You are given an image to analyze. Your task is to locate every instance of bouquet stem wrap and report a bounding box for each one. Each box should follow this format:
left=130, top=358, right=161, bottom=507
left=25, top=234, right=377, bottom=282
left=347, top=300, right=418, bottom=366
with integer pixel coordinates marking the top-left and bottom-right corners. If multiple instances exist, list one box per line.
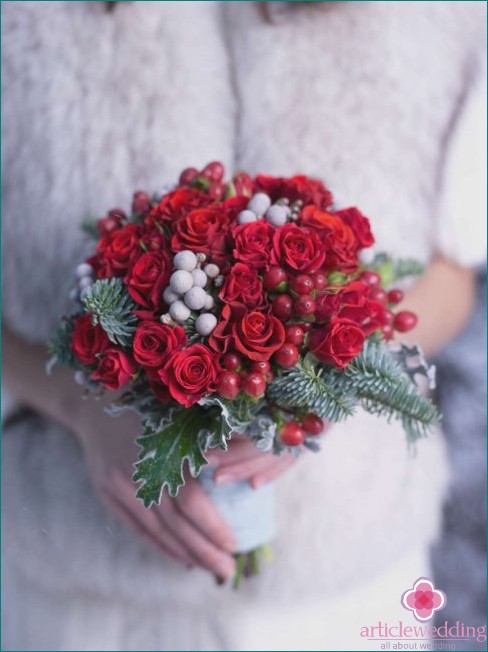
left=198, top=467, right=276, bottom=554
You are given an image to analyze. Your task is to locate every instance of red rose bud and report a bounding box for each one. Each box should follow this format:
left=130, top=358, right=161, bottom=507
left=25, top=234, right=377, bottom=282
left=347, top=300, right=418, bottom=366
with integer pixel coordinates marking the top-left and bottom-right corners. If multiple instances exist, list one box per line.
left=393, top=310, right=418, bottom=333
left=263, top=266, right=288, bottom=293
left=285, top=324, right=305, bottom=346
left=279, top=422, right=305, bottom=447
left=132, top=191, right=151, bottom=215
left=202, top=161, right=225, bottom=183
left=97, top=209, right=126, bottom=237
left=273, top=343, right=299, bottom=369
left=302, top=413, right=324, bottom=435
left=309, top=318, right=365, bottom=369
left=179, top=167, right=199, bottom=186
left=243, top=372, right=266, bottom=398
left=230, top=172, right=254, bottom=198
left=216, top=371, right=241, bottom=399
left=91, top=349, right=137, bottom=390
left=387, top=288, right=404, bottom=305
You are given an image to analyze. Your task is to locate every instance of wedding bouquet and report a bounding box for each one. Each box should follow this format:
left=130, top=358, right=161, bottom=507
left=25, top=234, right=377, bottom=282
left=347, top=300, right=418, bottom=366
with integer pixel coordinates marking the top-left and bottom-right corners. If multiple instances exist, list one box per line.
left=49, top=161, right=439, bottom=585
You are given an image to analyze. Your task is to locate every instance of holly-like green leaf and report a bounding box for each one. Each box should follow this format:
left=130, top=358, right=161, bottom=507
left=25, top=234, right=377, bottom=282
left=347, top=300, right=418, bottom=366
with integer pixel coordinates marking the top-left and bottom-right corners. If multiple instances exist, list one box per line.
left=133, top=404, right=227, bottom=505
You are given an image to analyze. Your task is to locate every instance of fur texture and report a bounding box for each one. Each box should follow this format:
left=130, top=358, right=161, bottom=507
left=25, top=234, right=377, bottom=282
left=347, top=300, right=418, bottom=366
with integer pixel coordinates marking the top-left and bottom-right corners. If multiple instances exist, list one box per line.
left=1, top=2, right=485, bottom=649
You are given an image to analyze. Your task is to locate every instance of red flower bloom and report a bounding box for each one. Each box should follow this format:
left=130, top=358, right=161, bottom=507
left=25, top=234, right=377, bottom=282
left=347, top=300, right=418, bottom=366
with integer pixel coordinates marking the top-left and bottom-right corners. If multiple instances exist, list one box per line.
left=300, top=206, right=359, bottom=271
left=147, top=188, right=211, bottom=223
left=255, top=174, right=333, bottom=209
left=125, top=251, right=172, bottom=311
left=146, top=369, right=171, bottom=403
left=93, top=223, right=143, bottom=278
left=232, top=220, right=276, bottom=270
left=271, top=223, right=326, bottom=275
left=335, top=207, right=375, bottom=249
left=309, top=317, right=365, bottom=368
left=171, top=208, right=230, bottom=266
left=315, top=291, right=343, bottom=322
left=159, top=344, right=220, bottom=407
left=91, top=348, right=137, bottom=390
left=133, top=322, right=187, bottom=368
left=71, top=313, right=110, bottom=366
left=219, top=262, right=266, bottom=309
left=97, top=208, right=126, bottom=237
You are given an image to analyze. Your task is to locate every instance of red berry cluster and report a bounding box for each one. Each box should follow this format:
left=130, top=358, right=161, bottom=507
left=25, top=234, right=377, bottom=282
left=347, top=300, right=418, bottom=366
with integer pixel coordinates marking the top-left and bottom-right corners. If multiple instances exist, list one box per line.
left=279, top=413, right=324, bottom=447
left=179, top=161, right=225, bottom=200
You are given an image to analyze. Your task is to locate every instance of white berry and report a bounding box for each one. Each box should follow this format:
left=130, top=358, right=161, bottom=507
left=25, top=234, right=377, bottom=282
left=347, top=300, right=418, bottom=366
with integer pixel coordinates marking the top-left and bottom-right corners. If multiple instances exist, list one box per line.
left=78, top=276, right=94, bottom=289
left=247, top=192, right=271, bottom=216
left=74, top=370, right=88, bottom=385
left=173, top=250, right=197, bottom=272
left=204, top=263, right=220, bottom=279
left=163, top=286, right=180, bottom=305
left=169, top=300, right=191, bottom=322
left=265, top=204, right=288, bottom=227
left=204, top=294, right=215, bottom=310
left=191, top=268, right=207, bottom=288
left=196, top=253, right=207, bottom=264
left=170, top=270, right=193, bottom=294
left=195, top=313, right=217, bottom=336
left=238, top=210, right=257, bottom=225
left=214, top=275, right=224, bottom=287
left=76, top=262, right=93, bottom=279
left=184, top=286, right=207, bottom=311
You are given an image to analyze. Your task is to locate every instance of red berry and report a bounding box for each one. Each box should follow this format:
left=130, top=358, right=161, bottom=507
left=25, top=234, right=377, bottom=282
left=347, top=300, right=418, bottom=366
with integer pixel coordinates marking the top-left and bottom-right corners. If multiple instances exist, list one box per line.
left=290, top=274, right=314, bottom=295
left=294, top=295, right=316, bottom=317
left=242, top=372, right=267, bottom=398
left=131, top=191, right=151, bottom=214
left=272, top=294, right=293, bottom=320
left=263, top=267, right=288, bottom=292
left=202, top=161, right=225, bottom=182
left=369, top=287, right=388, bottom=304
left=382, top=324, right=394, bottom=341
left=216, top=371, right=241, bottom=399
left=179, top=167, right=198, bottom=185
left=384, top=310, right=395, bottom=326
left=393, top=310, right=418, bottom=333
left=250, top=360, right=271, bottom=375
left=208, top=183, right=224, bottom=199
left=223, top=353, right=241, bottom=371
left=274, top=343, right=299, bottom=368
left=387, top=289, right=404, bottom=305
left=302, top=413, right=324, bottom=435
left=285, top=324, right=305, bottom=346
left=311, top=271, right=327, bottom=291
left=360, top=271, right=381, bottom=287
left=279, top=422, right=305, bottom=447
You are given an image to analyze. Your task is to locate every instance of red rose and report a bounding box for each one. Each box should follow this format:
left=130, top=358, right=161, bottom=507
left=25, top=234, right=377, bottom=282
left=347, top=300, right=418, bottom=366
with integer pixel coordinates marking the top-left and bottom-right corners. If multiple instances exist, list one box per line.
left=94, top=223, right=143, bottom=278
left=125, top=251, right=172, bottom=310
left=91, top=348, right=137, bottom=390
left=209, top=304, right=285, bottom=361
left=232, top=220, right=276, bottom=270
left=300, top=206, right=358, bottom=272
left=97, top=209, right=126, bottom=237
left=133, top=322, right=187, bottom=368
left=147, top=188, right=211, bottom=223
left=139, top=223, right=169, bottom=253
left=336, top=207, right=375, bottom=249
left=315, top=291, right=342, bottom=322
left=159, top=344, right=220, bottom=407
left=309, top=317, right=365, bottom=368
left=255, top=174, right=333, bottom=209
left=219, top=263, right=266, bottom=309
left=71, top=313, right=110, bottom=366
left=171, top=208, right=230, bottom=266
left=271, top=223, right=326, bottom=275
left=146, top=369, right=171, bottom=403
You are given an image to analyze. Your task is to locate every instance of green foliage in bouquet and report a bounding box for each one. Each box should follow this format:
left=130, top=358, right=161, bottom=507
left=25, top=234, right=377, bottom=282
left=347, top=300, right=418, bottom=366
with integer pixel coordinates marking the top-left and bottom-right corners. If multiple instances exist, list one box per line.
left=47, top=316, right=80, bottom=370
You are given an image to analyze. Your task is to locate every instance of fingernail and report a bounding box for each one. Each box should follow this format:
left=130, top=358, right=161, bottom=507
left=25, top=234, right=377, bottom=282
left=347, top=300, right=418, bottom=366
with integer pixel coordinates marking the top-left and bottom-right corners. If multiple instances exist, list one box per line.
left=214, top=473, right=235, bottom=485
left=250, top=477, right=264, bottom=490
left=223, top=538, right=236, bottom=553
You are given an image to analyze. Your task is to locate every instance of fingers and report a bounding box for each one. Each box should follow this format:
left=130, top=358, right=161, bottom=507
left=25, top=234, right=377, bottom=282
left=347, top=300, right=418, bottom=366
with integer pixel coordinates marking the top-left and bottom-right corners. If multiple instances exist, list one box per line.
left=157, top=493, right=236, bottom=579
left=205, top=436, right=258, bottom=466
left=248, top=455, right=296, bottom=489
left=213, top=451, right=296, bottom=487
left=174, top=480, right=236, bottom=552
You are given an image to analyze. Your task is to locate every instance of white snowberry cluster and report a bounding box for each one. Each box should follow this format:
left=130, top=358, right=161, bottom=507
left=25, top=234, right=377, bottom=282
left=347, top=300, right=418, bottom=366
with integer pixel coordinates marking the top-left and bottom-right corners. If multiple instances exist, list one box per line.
left=71, top=262, right=94, bottom=302
left=161, top=250, right=219, bottom=336
left=237, top=192, right=292, bottom=227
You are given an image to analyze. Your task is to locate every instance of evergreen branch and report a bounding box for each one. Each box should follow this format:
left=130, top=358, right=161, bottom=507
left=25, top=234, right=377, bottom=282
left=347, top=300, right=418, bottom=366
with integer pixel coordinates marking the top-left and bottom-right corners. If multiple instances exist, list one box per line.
left=47, top=316, right=80, bottom=370
left=369, top=253, right=425, bottom=286
left=82, top=278, right=138, bottom=347
left=81, top=217, right=100, bottom=239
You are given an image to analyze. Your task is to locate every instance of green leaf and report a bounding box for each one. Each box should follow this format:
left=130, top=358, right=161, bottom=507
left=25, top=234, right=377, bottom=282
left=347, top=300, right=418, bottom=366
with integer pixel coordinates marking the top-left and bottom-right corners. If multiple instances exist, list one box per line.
left=82, top=278, right=138, bottom=347
left=81, top=217, right=100, bottom=239
left=133, top=404, right=229, bottom=505
left=47, top=316, right=80, bottom=370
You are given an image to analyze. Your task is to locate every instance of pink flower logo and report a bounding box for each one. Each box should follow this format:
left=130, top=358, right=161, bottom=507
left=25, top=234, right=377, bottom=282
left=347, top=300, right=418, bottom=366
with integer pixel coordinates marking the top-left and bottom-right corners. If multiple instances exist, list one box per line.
left=401, top=577, right=447, bottom=622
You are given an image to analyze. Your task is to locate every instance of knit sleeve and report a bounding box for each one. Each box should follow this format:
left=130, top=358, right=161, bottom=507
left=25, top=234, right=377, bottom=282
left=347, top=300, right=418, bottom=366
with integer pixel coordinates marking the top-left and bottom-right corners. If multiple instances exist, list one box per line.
left=435, top=68, right=487, bottom=268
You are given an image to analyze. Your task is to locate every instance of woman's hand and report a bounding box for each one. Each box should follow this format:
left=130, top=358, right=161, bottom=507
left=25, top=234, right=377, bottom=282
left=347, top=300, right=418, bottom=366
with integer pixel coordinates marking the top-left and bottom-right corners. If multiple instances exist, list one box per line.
left=77, top=405, right=237, bottom=579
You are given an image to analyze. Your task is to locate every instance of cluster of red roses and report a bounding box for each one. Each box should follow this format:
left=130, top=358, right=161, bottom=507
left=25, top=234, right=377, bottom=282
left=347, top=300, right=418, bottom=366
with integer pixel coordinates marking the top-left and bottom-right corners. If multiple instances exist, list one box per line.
left=71, top=163, right=417, bottom=414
